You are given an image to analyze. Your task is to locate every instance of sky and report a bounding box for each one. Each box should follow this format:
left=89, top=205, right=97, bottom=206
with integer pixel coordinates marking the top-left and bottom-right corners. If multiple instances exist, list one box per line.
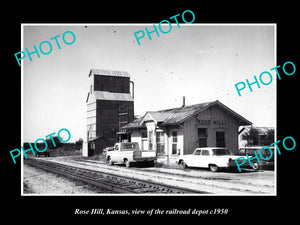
left=23, top=24, right=275, bottom=142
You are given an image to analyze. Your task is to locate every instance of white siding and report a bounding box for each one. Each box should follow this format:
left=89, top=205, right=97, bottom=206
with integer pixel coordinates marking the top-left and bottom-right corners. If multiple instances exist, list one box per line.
left=87, top=117, right=96, bottom=124
left=87, top=109, right=96, bottom=118
left=87, top=102, right=96, bottom=111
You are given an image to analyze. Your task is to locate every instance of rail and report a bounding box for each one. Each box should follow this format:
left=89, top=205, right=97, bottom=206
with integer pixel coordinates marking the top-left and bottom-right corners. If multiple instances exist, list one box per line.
left=24, top=158, right=208, bottom=194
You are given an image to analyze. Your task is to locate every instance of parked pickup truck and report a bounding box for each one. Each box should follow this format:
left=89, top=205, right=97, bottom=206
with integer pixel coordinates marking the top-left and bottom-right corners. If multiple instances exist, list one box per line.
left=106, top=142, right=157, bottom=168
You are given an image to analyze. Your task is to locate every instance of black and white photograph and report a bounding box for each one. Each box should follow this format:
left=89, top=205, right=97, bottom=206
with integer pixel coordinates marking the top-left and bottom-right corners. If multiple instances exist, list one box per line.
left=21, top=24, right=276, bottom=195
left=4, top=4, right=298, bottom=221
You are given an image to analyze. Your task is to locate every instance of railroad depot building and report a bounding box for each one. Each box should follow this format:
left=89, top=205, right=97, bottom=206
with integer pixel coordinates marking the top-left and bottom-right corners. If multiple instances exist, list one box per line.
left=122, top=100, right=252, bottom=156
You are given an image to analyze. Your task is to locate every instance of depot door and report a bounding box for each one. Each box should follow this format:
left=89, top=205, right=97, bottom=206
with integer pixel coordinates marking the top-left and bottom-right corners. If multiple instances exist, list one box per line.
left=141, top=131, right=148, bottom=151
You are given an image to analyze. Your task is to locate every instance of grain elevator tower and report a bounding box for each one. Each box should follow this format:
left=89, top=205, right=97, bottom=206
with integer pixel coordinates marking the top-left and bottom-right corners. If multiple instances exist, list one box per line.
left=83, top=69, right=134, bottom=156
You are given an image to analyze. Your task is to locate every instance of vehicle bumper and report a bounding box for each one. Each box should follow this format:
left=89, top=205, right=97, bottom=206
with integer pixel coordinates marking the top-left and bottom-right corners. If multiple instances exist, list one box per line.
left=133, top=157, right=157, bottom=162
left=227, top=160, right=252, bottom=169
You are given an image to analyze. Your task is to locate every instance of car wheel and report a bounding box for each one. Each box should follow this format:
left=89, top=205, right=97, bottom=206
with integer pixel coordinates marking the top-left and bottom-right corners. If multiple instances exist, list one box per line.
left=125, top=159, right=131, bottom=168
left=179, top=160, right=187, bottom=169
left=107, top=157, right=114, bottom=165
left=252, top=162, right=259, bottom=170
left=209, top=164, right=219, bottom=172
left=148, top=160, right=155, bottom=167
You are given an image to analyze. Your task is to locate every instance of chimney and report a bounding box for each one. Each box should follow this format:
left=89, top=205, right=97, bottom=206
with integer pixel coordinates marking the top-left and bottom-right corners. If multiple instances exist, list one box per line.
left=182, top=96, right=186, bottom=108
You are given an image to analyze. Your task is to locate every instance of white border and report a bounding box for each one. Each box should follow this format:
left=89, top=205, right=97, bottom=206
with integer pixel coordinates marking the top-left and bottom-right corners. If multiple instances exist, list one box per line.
left=21, top=23, right=277, bottom=197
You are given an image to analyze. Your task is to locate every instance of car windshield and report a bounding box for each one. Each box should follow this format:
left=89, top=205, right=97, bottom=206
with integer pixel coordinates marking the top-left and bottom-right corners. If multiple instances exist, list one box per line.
left=212, top=148, right=230, bottom=156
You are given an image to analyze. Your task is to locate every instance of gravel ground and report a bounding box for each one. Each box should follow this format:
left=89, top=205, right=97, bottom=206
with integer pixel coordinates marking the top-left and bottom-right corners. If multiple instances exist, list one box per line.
left=24, top=156, right=275, bottom=195
left=23, top=164, right=110, bottom=194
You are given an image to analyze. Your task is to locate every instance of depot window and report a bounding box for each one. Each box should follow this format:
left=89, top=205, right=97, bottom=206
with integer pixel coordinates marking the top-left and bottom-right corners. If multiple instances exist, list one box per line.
left=90, top=142, right=95, bottom=149
left=172, top=131, right=178, bottom=154
left=198, top=128, right=207, bottom=147
left=149, top=131, right=153, bottom=150
left=156, top=131, right=165, bottom=154
left=141, top=131, right=147, bottom=138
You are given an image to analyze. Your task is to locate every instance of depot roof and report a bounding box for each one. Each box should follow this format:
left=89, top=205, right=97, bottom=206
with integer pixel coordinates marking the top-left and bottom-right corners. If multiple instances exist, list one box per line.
left=122, top=100, right=252, bottom=129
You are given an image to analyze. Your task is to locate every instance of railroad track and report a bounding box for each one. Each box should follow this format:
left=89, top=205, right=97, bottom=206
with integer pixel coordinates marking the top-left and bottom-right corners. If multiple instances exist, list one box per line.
left=24, top=158, right=208, bottom=194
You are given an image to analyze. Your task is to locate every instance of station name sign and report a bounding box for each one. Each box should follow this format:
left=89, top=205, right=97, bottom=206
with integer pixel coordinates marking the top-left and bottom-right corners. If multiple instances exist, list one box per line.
left=197, top=119, right=225, bottom=126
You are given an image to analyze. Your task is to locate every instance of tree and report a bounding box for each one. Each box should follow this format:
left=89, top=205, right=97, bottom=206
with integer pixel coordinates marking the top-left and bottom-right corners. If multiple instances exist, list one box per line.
left=75, top=138, right=83, bottom=150
left=241, top=127, right=260, bottom=146
left=260, top=129, right=275, bottom=146
left=241, top=127, right=274, bottom=146
left=46, top=136, right=62, bottom=149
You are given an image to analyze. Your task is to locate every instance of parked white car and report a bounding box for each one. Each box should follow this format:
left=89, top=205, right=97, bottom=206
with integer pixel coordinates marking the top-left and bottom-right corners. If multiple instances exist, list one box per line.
left=176, top=147, right=250, bottom=172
